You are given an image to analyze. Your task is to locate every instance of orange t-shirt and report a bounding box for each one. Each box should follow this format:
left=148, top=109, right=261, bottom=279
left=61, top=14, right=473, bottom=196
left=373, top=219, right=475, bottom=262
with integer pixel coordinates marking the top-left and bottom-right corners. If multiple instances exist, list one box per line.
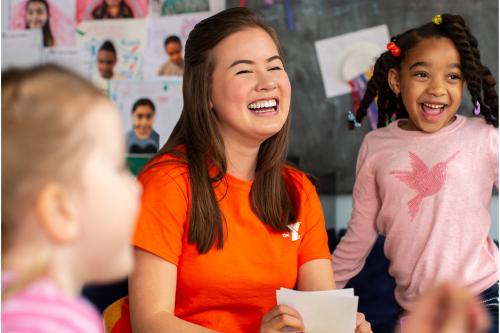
left=125, top=154, right=330, bottom=333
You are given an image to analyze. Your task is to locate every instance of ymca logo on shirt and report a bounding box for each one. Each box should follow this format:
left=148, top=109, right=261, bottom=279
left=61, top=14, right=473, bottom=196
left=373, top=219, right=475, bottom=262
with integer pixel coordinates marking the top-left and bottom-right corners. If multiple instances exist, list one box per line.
left=282, top=222, right=301, bottom=241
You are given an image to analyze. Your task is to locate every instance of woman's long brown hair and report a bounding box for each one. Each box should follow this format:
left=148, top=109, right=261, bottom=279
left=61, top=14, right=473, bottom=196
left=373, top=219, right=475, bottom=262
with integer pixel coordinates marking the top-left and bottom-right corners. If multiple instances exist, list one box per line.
left=149, top=7, right=300, bottom=254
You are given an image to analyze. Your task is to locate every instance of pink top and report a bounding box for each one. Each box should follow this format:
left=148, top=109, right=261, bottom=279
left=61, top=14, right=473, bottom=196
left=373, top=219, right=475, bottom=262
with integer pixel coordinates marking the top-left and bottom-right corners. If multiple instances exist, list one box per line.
left=2, top=272, right=103, bottom=333
left=332, top=115, right=499, bottom=310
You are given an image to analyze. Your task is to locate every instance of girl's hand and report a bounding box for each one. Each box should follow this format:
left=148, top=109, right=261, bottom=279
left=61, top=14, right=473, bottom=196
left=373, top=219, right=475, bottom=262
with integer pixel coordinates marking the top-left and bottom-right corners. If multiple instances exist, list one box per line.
left=355, top=312, right=373, bottom=333
left=404, top=283, right=490, bottom=333
left=260, top=304, right=304, bottom=333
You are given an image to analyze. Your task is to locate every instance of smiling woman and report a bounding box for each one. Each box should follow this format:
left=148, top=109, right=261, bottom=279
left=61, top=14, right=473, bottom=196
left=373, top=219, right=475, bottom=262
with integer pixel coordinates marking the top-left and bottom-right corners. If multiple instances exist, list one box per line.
left=209, top=27, right=291, bottom=158
left=107, top=6, right=374, bottom=333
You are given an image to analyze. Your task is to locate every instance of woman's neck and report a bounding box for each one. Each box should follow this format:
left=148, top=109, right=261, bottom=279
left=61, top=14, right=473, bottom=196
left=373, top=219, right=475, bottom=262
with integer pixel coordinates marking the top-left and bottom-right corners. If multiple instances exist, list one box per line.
left=224, top=141, right=259, bottom=181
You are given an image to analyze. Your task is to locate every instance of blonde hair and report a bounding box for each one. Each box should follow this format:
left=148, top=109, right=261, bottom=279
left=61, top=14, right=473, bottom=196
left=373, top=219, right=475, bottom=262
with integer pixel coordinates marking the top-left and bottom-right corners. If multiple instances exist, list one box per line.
left=2, top=64, right=107, bottom=252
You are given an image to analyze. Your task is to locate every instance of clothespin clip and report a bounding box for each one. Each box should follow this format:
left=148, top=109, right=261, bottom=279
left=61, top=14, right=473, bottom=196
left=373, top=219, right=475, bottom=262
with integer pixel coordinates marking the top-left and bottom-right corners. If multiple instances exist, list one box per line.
left=347, top=111, right=362, bottom=128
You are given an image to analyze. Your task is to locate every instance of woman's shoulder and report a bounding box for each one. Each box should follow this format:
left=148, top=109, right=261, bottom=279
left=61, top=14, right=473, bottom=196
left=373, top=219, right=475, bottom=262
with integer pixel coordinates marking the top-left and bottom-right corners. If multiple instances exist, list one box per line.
left=138, top=152, right=189, bottom=187
left=283, top=165, right=316, bottom=194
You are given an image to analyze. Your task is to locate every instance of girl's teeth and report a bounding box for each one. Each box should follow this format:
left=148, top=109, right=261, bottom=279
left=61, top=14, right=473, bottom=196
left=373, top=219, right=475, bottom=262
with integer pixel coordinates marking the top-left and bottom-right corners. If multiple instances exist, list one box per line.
left=422, top=103, right=444, bottom=115
left=423, top=103, right=444, bottom=109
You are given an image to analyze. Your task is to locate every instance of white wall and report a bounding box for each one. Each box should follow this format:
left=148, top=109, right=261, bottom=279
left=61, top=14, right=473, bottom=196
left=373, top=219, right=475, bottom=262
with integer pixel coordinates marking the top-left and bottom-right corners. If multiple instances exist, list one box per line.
left=319, top=195, right=499, bottom=240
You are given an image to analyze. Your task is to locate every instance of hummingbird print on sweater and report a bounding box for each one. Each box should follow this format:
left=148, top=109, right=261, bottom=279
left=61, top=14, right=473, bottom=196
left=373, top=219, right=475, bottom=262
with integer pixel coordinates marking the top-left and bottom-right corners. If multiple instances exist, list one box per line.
left=390, top=151, right=459, bottom=220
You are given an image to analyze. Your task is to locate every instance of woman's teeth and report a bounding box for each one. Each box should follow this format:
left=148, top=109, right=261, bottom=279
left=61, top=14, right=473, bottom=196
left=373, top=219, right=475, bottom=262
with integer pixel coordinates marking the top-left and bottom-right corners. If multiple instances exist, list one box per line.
left=248, top=99, right=277, bottom=113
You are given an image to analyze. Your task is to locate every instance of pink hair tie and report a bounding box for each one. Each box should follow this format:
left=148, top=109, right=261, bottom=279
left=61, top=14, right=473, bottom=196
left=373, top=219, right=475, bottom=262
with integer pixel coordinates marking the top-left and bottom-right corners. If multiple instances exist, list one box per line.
left=474, top=101, right=481, bottom=115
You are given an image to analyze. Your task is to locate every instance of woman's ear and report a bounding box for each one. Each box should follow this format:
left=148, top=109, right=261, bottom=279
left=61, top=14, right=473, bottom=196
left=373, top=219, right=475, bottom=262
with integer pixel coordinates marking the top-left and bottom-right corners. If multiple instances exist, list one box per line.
left=388, top=68, right=401, bottom=95
left=35, top=183, right=80, bottom=244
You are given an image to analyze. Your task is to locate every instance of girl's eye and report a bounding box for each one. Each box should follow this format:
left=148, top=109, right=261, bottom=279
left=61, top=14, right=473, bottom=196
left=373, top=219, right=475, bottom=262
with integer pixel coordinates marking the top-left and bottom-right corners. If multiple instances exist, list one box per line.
left=269, top=66, right=282, bottom=71
left=415, top=72, right=428, bottom=78
left=448, top=73, right=462, bottom=80
left=236, top=70, right=252, bottom=75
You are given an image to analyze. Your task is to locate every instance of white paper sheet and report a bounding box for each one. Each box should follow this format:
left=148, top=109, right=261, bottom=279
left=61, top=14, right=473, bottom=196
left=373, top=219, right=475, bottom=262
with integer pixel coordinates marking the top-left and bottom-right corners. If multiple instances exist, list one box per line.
left=276, top=288, right=358, bottom=333
left=279, top=287, right=354, bottom=296
left=2, top=30, right=43, bottom=69
left=76, top=19, right=147, bottom=81
left=42, top=47, right=91, bottom=78
left=315, top=25, right=390, bottom=98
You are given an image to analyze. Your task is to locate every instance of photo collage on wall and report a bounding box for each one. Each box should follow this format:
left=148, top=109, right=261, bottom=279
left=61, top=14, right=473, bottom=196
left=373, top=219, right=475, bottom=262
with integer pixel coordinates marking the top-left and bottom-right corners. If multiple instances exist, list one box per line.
left=2, top=0, right=226, bottom=158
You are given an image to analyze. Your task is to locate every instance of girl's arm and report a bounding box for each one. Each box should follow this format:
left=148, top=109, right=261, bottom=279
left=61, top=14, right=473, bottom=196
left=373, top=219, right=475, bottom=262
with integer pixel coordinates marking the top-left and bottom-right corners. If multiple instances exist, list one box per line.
left=331, top=140, right=380, bottom=288
left=128, top=248, right=218, bottom=333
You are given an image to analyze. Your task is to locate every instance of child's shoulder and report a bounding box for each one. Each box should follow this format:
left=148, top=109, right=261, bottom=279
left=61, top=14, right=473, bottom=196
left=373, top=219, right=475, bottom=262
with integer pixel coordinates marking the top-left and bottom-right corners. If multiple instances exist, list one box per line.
left=358, top=122, right=396, bottom=149
left=462, top=115, right=497, bottom=132
left=2, top=273, right=102, bottom=333
left=365, top=123, right=394, bottom=138
left=455, top=116, right=498, bottom=145
left=363, top=115, right=496, bottom=141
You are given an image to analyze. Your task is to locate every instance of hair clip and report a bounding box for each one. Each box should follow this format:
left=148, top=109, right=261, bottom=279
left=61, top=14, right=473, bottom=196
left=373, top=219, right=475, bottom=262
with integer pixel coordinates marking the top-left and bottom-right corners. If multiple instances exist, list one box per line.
left=474, top=101, right=481, bottom=115
left=432, top=14, right=442, bottom=25
left=386, top=41, right=401, bottom=57
left=347, top=111, right=362, bottom=128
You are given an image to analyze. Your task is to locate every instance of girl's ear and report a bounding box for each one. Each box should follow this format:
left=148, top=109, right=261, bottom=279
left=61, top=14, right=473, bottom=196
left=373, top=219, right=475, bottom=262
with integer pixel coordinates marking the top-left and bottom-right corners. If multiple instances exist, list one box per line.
left=388, top=68, right=401, bottom=95
left=35, top=183, right=80, bottom=244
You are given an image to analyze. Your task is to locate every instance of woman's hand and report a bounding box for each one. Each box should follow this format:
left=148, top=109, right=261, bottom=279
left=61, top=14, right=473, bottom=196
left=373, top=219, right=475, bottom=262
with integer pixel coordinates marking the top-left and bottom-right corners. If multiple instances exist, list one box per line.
left=355, top=312, right=373, bottom=333
left=260, top=306, right=372, bottom=333
left=260, top=304, right=304, bottom=333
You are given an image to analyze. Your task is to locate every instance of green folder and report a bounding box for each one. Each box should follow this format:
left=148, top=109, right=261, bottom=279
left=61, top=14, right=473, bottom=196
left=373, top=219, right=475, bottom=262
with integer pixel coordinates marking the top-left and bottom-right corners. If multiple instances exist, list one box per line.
left=126, top=154, right=153, bottom=176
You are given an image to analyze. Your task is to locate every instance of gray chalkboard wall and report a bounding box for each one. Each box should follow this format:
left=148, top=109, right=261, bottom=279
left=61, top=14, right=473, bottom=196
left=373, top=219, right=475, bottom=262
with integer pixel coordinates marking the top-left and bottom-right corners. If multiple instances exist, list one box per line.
left=226, top=0, right=499, bottom=193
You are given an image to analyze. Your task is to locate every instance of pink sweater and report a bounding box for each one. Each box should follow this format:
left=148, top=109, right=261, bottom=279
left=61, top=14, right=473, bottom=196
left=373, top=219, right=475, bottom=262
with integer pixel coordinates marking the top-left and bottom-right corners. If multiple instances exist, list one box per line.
left=2, top=272, right=103, bottom=333
left=332, top=115, right=499, bottom=310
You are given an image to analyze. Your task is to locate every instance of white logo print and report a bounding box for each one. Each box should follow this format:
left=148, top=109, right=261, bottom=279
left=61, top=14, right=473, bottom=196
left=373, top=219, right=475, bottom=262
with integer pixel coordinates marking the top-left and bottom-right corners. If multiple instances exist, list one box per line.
left=282, top=222, right=301, bottom=241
